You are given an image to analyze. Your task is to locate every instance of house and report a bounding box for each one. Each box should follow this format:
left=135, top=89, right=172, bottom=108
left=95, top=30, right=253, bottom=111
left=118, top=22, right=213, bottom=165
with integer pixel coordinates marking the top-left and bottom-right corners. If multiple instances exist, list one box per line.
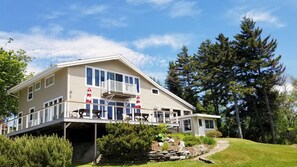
left=178, top=113, right=221, bottom=136
left=0, top=55, right=220, bottom=138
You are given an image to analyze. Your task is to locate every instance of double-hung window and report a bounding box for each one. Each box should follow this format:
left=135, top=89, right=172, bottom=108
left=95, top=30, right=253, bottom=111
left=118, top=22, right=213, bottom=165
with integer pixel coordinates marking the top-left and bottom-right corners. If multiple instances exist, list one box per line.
left=45, top=75, right=55, bottom=88
left=27, top=85, right=33, bottom=101
left=183, top=119, right=192, bottom=131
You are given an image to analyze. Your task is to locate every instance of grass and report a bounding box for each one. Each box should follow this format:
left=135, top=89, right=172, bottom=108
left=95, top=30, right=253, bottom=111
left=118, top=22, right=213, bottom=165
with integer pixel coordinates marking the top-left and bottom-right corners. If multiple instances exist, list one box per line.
left=76, top=138, right=297, bottom=167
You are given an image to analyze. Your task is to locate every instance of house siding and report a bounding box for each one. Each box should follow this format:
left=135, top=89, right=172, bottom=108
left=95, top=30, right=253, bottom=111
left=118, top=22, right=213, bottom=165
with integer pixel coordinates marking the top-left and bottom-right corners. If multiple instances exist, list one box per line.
left=18, top=68, right=68, bottom=116
left=67, top=60, right=193, bottom=113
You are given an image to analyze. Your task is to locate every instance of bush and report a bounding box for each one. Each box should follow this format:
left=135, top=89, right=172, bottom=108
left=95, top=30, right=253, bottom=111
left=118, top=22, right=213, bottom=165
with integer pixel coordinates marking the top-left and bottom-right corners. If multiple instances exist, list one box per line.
left=162, top=141, right=169, bottom=151
left=206, top=130, right=222, bottom=138
left=155, top=133, right=166, bottom=142
left=0, top=135, right=72, bottom=167
left=97, top=123, right=156, bottom=162
left=199, top=136, right=216, bottom=145
left=183, top=134, right=201, bottom=147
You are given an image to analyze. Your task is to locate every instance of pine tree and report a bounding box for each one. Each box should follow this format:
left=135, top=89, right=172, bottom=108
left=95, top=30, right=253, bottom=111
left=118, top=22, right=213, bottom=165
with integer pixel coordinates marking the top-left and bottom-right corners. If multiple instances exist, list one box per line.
left=234, top=17, right=285, bottom=143
left=175, top=46, right=198, bottom=107
left=165, top=61, right=182, bottom=97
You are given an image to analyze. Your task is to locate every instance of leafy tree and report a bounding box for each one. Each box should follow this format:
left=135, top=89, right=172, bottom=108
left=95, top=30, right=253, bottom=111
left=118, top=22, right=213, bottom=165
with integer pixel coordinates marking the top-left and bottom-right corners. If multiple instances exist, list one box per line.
left=0, top=47, right=31, bottom=118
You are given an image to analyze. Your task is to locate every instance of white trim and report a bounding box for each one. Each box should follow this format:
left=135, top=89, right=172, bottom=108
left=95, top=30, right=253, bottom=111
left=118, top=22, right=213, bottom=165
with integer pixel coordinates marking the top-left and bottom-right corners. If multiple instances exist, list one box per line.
left=18, top=112, right=23, bottom=124
left=35, top=81, right=41, bottom=91
left=8, top=55, right=195, bottom=110
left=205, top=119, right=215, bottom=130
left=29, top=107, right=35, bottom=122
left=182, top=118, right=192, bottom=132
left=44, top=74, right=55, bottom=88
left=179, top=113, right=221, bottom=119
left=27, top=85, right=33, bottom=101
left=151, top=88, right=159, bottom=95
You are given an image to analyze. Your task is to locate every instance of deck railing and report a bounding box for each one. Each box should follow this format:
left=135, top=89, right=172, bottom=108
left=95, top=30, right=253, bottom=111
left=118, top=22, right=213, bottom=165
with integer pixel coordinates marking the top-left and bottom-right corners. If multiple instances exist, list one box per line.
left=0, top=101, right=179, bottom=135
left=103, top=80, right=137, bottom=95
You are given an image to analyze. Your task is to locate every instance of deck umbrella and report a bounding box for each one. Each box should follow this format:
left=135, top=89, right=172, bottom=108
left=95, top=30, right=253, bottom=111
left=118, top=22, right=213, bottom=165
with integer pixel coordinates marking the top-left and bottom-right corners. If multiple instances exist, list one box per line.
left=135, top=95, right=141, bottom=109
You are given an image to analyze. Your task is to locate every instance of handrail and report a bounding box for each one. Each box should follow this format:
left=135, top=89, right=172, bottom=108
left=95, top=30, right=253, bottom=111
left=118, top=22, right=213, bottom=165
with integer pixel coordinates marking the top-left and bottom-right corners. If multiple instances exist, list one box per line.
left=1, top=101, right=179, bottom=135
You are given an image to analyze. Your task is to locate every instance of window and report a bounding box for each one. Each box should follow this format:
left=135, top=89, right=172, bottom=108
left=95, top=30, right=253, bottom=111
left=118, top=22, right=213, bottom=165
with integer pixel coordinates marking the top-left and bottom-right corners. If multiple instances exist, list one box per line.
left=87, top=68, right=93, bottom=85
left=45, top=75, right=55, bottom=88
left=205, top=120, right=214, bottom=129
left=86, top=67, right=105, bottom=87
left=198, top=119, right=202, bottom=127
left=183, top=119, right=192, bottom=131
left=18, top=112, right=23, bottom=124
left=135, top=78, right=140, bottom=93
left=152, top=88, right=159, bottom=95
left=35, top=81, right=41, bottom=91
left=29, top=108, right=35, bottom=121
left=27, top=85, right=33, bottom=101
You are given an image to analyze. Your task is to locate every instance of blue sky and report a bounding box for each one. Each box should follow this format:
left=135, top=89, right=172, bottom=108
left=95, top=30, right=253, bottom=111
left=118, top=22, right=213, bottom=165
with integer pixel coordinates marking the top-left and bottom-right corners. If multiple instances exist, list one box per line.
left=0, top=0, right=296, bottom=84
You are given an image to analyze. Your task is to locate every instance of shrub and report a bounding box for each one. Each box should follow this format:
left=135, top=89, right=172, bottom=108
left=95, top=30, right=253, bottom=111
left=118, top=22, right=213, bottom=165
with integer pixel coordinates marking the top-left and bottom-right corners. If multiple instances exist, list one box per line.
left=97, top=123, right=156, bottom=162
left=169, top=133, right=186, bottom=140
left=162, top=141, right=169, bottom=151
left=0, top=135, right=72, bottom=167
left=156, top=123, right=168, bottom=134
left=206, top=130, right=222, bottom=138
left=200, top=136, right=216, bottom=145
left=183, top=134, right=201, bottom=147
left=155, top=133, right=166, bottom=142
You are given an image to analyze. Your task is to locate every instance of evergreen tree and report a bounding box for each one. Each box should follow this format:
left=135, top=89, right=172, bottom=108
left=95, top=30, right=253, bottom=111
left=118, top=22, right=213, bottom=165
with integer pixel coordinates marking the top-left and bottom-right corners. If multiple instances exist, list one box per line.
left=165, top=61, right=182, bottom=96
left=234, top=17, right=285, bottom=143
left=175, top=46, right=198, bottom=107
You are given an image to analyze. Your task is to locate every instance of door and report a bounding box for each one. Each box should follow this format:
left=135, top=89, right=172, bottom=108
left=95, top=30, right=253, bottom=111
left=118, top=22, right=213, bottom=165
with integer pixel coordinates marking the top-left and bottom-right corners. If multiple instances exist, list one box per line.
left=198, top=119, right=205, bottom=136
left=115, top=102, right=124, bottom=120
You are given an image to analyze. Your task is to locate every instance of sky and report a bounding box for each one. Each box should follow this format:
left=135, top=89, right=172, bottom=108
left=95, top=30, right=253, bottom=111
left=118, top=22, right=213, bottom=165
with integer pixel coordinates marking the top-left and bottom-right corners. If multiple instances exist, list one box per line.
left=0, top=0, right=296, bottom=84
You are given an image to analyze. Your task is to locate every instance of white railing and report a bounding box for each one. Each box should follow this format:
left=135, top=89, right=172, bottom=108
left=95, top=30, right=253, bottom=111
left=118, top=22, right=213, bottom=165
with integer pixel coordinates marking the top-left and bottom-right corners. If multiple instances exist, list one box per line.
left=103, top=80, right=137, bottom=95
left=1, top=101, right=179, bottom=135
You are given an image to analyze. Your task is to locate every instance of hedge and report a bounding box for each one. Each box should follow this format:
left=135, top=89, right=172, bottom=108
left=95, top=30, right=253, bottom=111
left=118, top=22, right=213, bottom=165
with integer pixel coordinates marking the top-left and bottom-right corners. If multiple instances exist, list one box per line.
left=0, top=135, right=72, bottom=167
left=97, top=123, right=156, bottom=162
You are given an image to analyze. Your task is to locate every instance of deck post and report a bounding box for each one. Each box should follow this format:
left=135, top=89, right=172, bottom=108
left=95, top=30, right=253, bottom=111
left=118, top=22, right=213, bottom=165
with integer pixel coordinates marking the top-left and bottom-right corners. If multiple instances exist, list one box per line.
left=63, top=123, right=71, bottom=139
left=94, top=123, right=97, bottom=163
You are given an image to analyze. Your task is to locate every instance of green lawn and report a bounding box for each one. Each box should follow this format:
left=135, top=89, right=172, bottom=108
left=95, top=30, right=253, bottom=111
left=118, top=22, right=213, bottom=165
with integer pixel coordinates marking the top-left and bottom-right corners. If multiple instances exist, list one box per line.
left=77, top=138, right=297, bottom=167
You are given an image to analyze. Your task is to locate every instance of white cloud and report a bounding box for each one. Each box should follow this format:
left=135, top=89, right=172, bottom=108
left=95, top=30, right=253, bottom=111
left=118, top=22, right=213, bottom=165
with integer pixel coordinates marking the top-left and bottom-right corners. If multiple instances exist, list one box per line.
left=169, top=1, right=200, bottom=18
left=127, top=0, right=172, bottom=6
left=133, top=34, right=191, bottom=50
left=0, top=29, right=154, bottom=74
left=243, top=10, right=285, bottom=28
left=100, top=17, right=128, bottom=28
left=70, top=4, right=107, bottom=15
left=228, top=7, right=285, bottom=28
left=43, top=11, right=65, bottom=20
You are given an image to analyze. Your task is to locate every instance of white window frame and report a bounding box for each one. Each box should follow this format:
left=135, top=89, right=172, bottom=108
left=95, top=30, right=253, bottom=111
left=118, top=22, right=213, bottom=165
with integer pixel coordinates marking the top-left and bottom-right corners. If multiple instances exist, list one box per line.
left=85, top=66, right=141, bottom=94
left=35, top=81, right=41, bottom=91
left=18, top=112, right=23, bottom=125
left=45, top=74, right=55, bottom=88
left=205, top=119, right=215, bottom=129
left=29, top=107, right=35, bottom=122
left=151, top=88, right=159, bottom=95
left=27, top=85, right=33, bottom=101
left=183, top=119, right=192, bottom=132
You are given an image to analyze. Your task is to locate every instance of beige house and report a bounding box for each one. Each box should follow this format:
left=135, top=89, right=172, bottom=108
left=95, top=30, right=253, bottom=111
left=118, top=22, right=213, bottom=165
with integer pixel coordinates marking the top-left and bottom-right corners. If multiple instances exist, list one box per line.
left=178, top=114, right=221, bottom=136
left=1, top=55, right=219, bottom=137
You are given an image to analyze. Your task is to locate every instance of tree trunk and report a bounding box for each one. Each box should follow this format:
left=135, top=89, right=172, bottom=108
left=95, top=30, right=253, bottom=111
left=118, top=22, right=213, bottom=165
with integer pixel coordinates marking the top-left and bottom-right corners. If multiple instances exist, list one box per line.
left=234, top=93, right=243, bottom=139
left=263, top=88, right=277, bottom=144
left=252, top=97, right=266, bottom=142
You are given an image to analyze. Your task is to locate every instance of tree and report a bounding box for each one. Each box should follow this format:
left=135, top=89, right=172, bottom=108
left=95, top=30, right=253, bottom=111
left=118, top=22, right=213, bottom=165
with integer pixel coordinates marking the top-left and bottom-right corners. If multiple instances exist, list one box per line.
left=0, top=47, right=31, bottom=118
left=175, top=46, right=198, bottom=107
left=165, top=61, right=182, bottom=97
left=234, top=17, right=285, bottom=143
